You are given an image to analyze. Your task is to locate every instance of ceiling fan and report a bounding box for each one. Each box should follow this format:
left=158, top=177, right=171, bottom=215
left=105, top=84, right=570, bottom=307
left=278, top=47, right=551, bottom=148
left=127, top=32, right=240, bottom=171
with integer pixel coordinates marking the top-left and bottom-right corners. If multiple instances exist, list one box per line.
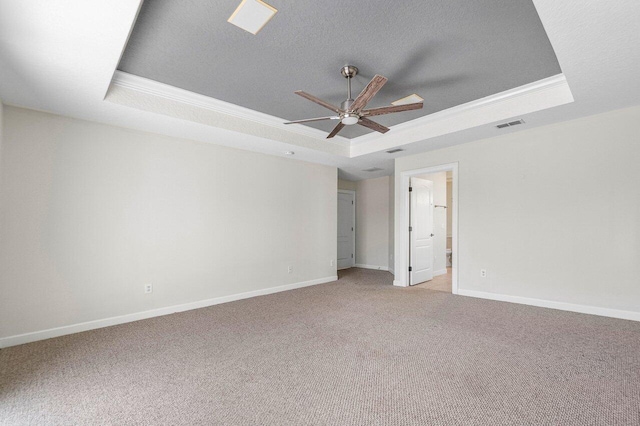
left=284, top=65, right=423, bottom=138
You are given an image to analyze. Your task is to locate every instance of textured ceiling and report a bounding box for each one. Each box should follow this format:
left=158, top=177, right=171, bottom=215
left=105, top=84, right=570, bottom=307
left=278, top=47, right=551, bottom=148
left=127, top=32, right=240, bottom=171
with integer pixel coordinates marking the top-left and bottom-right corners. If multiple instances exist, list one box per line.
left=119, top=0, right=561, bottom=139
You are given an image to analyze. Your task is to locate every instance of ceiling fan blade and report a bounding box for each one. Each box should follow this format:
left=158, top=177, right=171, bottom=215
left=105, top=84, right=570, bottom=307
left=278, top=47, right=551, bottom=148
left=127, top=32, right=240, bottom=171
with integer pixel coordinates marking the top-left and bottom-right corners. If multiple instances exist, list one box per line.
left=284, top=116, right=340, bottom=124
left=327, top=122, right=345, bottom=138
left=295, top=91, right=342, bottom=113
left=362, top=102, right=423, bottom=117
left=358, top=117, right=390, bottom=134
left=349, top=75, right=388, bottom=112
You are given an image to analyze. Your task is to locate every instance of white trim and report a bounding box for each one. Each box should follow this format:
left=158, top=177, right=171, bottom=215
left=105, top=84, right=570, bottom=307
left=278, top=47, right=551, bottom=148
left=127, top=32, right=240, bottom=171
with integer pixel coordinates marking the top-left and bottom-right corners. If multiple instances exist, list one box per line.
left=337, top=189, right=356, bottom=269
left=0, top=275, right=337, bottom=348
left=350, top=74, right=573, bottom=157
left=434, top=269, right=447, bottom=277
left=111, top=72, right=573, bottom=160
left=458, top=289, right=640, bottom=322
left=102, top=2, right=144, bottom=99
left=110, top=71, right=350, bottom=148
left=354, top=264, right=389, bottom=271
left=395, top=163, right=459, bottom=296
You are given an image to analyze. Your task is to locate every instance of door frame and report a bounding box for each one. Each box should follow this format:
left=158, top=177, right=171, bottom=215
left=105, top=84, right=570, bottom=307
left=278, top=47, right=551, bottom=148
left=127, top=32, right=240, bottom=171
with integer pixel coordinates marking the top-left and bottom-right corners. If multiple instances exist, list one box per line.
left=337, top=189, right=356, bottom=270
left=394, top=163, right=459, bottom=293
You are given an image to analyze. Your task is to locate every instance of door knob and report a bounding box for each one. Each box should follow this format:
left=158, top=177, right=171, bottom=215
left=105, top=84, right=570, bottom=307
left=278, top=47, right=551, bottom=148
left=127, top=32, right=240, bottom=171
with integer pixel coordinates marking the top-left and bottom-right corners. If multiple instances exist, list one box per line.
left=430, top=233, right=434, bottom=237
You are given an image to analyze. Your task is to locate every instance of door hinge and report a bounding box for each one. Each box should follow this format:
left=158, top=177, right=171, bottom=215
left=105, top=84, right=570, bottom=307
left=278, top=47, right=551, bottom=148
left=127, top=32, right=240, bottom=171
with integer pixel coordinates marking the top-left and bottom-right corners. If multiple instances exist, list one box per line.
left=351, top=254, right=354, bottom=258
left=409, top=226, right=412, bottom=232
left=351, top=227, right=354, bottom=231
left=352, top=200, right=354, bottom=204
left=409, top=187, right=413, bottom=192
left=409, top=266, right=412, bottom=272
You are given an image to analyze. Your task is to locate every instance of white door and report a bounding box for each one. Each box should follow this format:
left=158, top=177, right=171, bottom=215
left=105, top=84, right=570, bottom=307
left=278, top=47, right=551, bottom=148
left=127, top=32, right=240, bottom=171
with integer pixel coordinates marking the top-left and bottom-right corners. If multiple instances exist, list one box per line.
left=410, top=178, right=434, bottom=285
left=337, top=191, right=355, bottom=269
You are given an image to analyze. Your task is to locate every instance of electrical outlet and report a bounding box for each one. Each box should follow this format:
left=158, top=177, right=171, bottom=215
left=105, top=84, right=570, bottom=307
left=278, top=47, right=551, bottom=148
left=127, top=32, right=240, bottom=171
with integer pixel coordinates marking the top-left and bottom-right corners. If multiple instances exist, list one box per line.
left=480, top=269, right=487, bottom=278
left=330, top=260, right=334, bottom=267
left=144, top=284, right=153, bottom=294
left=287, top=266, right=293, bottom=274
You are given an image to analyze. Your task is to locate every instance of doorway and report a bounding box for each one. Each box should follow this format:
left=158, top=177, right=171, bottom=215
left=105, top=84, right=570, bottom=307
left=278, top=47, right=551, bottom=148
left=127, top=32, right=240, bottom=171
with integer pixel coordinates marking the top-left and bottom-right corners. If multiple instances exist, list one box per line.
left=337, top=190, right=355, bottom=269
left=395, top=163, right=458, bottom=293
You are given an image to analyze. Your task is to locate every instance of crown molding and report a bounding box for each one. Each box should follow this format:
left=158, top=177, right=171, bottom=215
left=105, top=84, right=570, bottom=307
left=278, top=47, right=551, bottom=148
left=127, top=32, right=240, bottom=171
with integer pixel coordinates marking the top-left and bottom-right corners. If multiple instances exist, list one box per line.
left=110, top=72, right=573, bottom=158
left=110, top=71, right=350, bottom=148
left=350, top=73, right=574, bottom=157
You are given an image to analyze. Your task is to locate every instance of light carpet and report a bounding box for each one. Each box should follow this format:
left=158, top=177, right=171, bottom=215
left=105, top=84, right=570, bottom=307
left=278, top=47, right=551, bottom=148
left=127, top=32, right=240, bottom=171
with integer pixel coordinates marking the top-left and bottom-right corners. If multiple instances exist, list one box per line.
left=1, top=268, right=639, bottom=425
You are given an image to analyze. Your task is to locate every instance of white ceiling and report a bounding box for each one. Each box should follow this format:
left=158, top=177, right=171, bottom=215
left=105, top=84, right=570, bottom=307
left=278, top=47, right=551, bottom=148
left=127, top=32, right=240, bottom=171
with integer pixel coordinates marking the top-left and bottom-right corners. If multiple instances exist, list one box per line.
left=0, top=0, right=639, bottom=181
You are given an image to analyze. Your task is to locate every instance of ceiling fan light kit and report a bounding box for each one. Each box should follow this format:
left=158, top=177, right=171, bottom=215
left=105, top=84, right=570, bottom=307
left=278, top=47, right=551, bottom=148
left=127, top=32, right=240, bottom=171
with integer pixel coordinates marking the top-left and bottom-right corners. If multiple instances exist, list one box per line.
left=341, top=114, right=359, bottom=125
left=284, top=65, right=423, bottom=138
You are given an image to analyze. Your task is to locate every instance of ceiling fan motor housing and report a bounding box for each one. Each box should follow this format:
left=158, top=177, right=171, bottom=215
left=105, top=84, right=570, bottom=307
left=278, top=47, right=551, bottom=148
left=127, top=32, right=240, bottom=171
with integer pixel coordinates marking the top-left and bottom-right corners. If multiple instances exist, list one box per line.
left=341, top=99, right=355, bottom=111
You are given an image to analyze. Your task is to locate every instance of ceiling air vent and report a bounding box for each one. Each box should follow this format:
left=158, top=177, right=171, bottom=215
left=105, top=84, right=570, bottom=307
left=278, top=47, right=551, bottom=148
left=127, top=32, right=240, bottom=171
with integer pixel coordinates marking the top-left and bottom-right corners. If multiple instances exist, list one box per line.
left=386, top=148, right=404, bottom=154
left=496, top=119, right=525, bottom=129
left=362, top=167, right=383, bottom=172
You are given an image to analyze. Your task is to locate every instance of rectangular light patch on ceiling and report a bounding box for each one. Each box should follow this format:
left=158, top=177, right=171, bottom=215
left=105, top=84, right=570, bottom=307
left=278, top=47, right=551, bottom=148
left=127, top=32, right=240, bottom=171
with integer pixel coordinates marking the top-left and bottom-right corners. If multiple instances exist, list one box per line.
left=391, top=94, right=424, bottom=106
left=228, top=0, right=277, bottom=35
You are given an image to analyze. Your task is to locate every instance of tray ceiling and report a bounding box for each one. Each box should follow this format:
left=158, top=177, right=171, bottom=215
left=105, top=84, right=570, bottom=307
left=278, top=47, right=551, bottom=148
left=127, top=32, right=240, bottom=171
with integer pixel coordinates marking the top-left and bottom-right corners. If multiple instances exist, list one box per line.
left=118, top=0, right=561, bottom=139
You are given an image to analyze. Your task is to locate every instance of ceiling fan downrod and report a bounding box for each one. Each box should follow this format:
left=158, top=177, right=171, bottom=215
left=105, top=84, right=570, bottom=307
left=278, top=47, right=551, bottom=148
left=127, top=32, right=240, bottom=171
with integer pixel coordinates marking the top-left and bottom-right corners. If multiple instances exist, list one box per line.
left=340, top=65, right=360, bottom=124
left=340, top=65, right=358, bottom=111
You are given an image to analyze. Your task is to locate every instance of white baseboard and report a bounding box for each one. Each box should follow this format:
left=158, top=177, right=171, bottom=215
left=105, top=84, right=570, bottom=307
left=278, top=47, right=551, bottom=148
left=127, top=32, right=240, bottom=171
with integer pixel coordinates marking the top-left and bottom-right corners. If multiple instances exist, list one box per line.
left=434, top=269, right=448, bottom=277
left=458, top=289, right=640, bottom=322
left=0, top=275, right=338, bottom=348
left=354, top=264, right=389, bottom=271
left=389, top=268, right=395, bottom=275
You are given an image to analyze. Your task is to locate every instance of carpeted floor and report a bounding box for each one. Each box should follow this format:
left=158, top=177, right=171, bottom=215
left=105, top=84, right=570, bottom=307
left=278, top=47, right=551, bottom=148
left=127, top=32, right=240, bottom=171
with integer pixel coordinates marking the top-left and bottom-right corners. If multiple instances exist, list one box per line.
left=2, top=268, right=640, bottom=425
